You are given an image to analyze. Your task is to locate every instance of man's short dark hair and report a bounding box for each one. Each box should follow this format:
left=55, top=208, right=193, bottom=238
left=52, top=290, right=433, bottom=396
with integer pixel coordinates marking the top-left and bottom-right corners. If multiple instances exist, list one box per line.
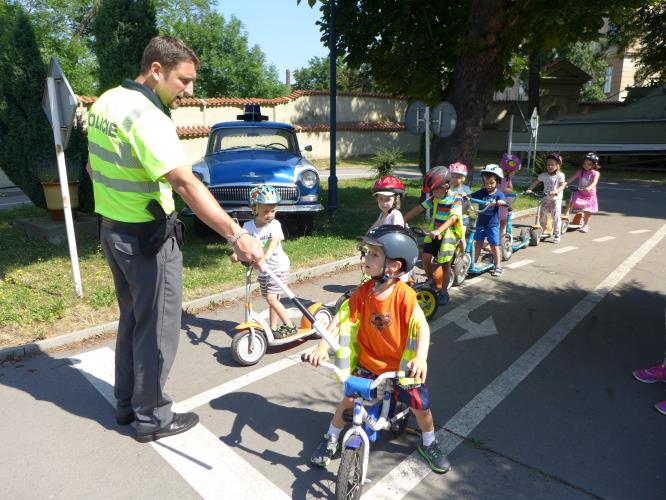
left=140, top=36, right=200, bottom=74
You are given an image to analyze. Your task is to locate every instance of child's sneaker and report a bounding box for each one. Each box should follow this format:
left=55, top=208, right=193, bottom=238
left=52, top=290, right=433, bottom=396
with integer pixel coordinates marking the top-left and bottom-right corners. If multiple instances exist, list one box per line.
left=633, top=363, right=666, bottom=383
left=552, top=235, right=561, bottom=244
left=436, top=290, right=450, bottom=306
left=310, top=434, right=339, bottom=467
left=579, top=224, right=589, bottom=233
left=417, top=439, right=451, bottom=474
left=655, top=401, right=666, bottom=415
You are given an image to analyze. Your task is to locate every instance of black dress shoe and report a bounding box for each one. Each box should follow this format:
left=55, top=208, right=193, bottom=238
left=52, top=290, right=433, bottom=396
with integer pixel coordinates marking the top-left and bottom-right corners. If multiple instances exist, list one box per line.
left=116, top=411, right=135, bottom=426
left=135, top=412, right=199, bottom=443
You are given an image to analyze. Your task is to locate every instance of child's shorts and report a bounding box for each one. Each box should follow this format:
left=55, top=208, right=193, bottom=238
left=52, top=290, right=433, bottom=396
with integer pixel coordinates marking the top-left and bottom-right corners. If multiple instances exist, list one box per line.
left=353, top=365, right=430, bottom=411
left=474, top=224, right=500, bottom=246
left=257, top=269, right=289, bottom=297
left=422, top=237, right=442, bottom=257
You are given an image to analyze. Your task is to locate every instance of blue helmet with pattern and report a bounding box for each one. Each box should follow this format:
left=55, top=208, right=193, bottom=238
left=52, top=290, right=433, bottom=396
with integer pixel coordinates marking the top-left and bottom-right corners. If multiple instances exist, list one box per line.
left=249, top=184, right=281, bottom=206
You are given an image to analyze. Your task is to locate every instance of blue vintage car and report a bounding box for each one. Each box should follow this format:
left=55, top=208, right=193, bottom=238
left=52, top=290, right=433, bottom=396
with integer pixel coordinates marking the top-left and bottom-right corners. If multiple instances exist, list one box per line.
left=185, top=105, right=324, bottom=237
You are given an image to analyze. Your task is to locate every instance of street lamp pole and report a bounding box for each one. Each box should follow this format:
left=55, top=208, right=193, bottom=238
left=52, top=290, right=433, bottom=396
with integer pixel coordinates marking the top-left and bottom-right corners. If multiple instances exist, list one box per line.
left=327, top=0, right=338, bottom=215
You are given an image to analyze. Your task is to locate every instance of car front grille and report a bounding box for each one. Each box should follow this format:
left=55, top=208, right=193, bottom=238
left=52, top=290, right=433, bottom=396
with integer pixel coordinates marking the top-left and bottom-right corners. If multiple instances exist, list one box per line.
left=210, top=186, right=299, bottom=204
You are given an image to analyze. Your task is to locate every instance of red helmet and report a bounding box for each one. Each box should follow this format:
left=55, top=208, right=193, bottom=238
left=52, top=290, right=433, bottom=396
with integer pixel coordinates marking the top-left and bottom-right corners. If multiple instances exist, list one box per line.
left=372, top=176, right=405, bottom=196
left=422, top=166, right=449, bottom=193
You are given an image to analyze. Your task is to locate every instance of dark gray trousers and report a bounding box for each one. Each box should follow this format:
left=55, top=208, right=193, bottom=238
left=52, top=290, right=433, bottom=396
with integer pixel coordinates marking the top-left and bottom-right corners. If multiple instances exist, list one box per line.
left=101, top=227, right=182, bottom=433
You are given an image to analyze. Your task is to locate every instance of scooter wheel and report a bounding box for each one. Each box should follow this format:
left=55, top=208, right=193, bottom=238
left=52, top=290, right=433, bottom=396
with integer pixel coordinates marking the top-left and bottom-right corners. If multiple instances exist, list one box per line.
left=231, top=329, right=267, bottom=366
left=501, top=233, right=513, bottom=261
left=311, top=306, right=333, bottom=338
left=529, top=228, right=541, bottom=246
left=561, top=218, right=570, bottom=233
left=519, top=227, right=530, bottom=243
left=416, top=287, right=438, bottom=319
left=453, top=253, right=471, bottom=286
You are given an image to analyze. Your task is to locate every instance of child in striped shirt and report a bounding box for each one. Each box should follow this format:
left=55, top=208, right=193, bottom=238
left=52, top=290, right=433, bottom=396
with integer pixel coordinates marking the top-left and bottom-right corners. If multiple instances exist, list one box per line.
left=404, top=166, right=463, bottom=304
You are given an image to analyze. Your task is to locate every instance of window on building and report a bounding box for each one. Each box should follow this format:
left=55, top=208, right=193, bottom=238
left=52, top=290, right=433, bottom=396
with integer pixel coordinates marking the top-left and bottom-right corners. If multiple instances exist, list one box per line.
left=603, top=65, right=613, bottom=94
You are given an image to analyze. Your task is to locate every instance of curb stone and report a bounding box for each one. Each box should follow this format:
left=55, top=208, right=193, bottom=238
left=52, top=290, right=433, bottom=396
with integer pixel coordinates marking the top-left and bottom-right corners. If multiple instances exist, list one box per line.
left=0, top=208, right=538, bottom=362
left=0, top=255, right=361, bottom=362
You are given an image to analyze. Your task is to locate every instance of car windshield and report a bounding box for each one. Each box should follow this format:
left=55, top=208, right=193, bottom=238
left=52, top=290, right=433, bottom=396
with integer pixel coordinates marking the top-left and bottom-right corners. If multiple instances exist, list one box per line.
left=209, top=127, right=297, bottom=154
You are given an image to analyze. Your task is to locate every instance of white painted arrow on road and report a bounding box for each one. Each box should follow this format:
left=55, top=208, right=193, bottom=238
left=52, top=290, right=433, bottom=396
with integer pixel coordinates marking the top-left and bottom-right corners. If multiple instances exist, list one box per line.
left=430, top=294, right=498, bottom=341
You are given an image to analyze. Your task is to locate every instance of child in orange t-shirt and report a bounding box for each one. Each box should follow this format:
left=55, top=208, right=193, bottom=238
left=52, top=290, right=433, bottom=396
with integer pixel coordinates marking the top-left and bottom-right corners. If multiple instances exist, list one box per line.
left=305, top=225, right=451, bottom=474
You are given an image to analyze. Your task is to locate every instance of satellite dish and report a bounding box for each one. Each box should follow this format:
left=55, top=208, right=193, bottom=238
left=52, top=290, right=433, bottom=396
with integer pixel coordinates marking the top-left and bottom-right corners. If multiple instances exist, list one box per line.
left=431, top=101, right=457, bottom=138
left=405, top=101, right=427, bottom=135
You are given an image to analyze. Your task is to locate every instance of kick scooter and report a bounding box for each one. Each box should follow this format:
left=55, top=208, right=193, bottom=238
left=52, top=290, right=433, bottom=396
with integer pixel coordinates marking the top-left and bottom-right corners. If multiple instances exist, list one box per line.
left=500, top=193, right=531, bottom=260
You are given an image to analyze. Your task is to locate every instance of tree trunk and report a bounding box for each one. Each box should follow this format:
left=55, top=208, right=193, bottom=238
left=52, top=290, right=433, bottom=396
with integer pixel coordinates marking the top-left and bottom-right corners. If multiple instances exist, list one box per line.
left=431, top=0, right=510, bottom=182
left=527, top=48, right=541, bottom=117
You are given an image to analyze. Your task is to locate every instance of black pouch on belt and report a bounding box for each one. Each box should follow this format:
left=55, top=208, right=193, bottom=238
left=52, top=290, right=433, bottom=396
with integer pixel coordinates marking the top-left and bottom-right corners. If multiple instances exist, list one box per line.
left=141, top=199, right=186, bottom=256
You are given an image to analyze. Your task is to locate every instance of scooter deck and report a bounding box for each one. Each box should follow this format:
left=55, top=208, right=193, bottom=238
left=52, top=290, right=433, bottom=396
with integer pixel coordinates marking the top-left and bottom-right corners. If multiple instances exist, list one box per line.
left=269, top=329, right=318, bottom=346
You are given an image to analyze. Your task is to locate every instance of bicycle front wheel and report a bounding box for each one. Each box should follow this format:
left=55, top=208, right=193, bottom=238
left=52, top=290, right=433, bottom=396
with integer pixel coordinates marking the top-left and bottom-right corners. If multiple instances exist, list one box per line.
left=336, top=441, right=365, bottom=500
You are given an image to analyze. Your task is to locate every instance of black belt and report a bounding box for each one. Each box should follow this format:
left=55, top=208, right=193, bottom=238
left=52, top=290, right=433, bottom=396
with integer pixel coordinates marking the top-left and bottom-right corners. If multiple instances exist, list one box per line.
left=100, top=216, right=157, bottom=237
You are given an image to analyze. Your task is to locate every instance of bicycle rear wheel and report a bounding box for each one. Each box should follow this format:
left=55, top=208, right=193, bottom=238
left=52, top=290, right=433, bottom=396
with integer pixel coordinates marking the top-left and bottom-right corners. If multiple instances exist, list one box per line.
left=336, top=441, right=365, bottom=500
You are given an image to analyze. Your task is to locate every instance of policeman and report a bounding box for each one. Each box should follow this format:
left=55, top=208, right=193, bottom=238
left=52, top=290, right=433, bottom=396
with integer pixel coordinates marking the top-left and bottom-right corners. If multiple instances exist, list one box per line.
left=87, top=36, right=264, bottom=442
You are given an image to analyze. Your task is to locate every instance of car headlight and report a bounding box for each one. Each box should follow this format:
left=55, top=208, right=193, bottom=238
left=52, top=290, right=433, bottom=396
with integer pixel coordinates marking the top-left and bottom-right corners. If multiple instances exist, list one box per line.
left=299, top=170, right=318, bottom=188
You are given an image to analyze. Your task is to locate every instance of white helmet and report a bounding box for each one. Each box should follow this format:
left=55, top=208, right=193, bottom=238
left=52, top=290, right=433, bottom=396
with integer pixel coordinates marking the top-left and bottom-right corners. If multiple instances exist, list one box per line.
left=481, top=164, right=504, bottom=181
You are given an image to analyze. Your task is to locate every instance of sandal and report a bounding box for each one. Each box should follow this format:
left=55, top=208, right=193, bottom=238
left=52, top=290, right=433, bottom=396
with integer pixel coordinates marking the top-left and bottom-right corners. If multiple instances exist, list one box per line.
left=491, top=267, right=503, bottom=277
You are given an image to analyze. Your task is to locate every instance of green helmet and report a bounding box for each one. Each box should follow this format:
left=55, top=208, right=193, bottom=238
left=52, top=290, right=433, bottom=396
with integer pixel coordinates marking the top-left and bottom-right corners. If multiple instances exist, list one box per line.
left=249, top=184, right=281, bottom=206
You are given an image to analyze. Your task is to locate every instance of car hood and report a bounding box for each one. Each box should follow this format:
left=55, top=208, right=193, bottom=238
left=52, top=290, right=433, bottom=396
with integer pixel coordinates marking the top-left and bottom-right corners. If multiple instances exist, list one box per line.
left=205, top=150, right=304, bottom=185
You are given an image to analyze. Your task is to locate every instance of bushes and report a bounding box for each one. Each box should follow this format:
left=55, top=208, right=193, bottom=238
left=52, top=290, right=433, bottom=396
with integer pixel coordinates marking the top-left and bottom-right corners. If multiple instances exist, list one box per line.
left=372, top=147, right=404, bottom=177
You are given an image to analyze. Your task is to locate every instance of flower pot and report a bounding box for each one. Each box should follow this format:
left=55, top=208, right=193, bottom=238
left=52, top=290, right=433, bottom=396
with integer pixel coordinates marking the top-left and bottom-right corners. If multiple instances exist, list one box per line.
left=42, top=181, right=79, bottom=221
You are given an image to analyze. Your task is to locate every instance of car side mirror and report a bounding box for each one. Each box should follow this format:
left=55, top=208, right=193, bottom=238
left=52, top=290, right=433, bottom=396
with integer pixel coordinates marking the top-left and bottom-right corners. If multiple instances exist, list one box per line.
left=303, top=145, right=312, bottom=152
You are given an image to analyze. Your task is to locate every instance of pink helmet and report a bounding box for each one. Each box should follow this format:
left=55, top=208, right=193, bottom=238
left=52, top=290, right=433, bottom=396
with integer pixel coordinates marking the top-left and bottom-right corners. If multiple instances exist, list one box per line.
left=500, top=153, right=521, bottom=173
left=447, top=162, right=468, bottom=177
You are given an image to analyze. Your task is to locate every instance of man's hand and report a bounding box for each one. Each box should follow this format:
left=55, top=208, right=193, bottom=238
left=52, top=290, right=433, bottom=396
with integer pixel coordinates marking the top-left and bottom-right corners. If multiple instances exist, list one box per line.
left=304, top=343, right=329, bottom=367
left=233, top=234, right=265, bottom=271
left=406, top=356, right=428, bottom=383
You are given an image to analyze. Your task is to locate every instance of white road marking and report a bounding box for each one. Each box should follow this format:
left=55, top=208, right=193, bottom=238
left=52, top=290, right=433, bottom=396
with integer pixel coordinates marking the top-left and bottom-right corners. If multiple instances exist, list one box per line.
left=629, top=229, right=650, bottom=234
left=70, top=348, right=289, bottom=500
left=592, top=236, right=616, bottom=243
left=429, top=295, right=497, bottom=341
left=178, top=350, right=308, bottom=412
left=364, top=224, right=666, bottom=499
left=505, top=259, right=533, bottom=269
left=552, top=245, right=577, bottom=254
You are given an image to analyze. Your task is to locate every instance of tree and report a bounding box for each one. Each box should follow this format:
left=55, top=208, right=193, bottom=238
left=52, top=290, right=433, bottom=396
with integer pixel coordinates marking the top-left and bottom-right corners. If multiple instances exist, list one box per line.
left=92, top=0, right=158, bottom=92
left=0, top=2, right=53, bottom=209
left=12, top=0, right=100, bottom=96
left=293, top=56, right=378, bottom=92
left=301, top=0, right=646, bottom=169
left=611, top=1, right=666, bottom=85
left=157, top=0, right=287, bottom=98
left=555, top=42, right=608, bottom=102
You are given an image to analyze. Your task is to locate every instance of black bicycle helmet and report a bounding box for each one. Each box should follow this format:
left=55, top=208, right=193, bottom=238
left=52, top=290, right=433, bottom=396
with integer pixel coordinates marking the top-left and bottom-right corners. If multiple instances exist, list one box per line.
left=359, top=225, right=419, bottom=281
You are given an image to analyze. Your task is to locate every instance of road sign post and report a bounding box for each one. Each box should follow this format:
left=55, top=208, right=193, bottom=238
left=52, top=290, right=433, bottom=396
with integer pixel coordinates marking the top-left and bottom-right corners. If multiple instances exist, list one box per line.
left=43, top=58, right=83, bottom=298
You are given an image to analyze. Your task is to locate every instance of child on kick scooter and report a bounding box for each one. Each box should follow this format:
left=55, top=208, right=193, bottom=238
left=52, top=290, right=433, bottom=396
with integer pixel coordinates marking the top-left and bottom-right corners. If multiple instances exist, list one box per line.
left=305, top=225, right=451, bottom=474
left=525, top=152, right=566, bottom=243
left=404, top=166, right=463, bottom=304
left=369, top=176, right=406, bottom=230
left=564, top=152, right=601, bottom=233
left=230, top=185, right=296, bottom=338
left=447, top=162, right=471, bottom=254
left=471, top=165, right=507, bottom=277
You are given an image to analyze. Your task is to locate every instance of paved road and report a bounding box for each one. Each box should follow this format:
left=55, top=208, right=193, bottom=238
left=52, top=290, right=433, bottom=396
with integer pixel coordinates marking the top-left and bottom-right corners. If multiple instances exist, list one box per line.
left=0, top=187, right=31, bottom=211
left=1, top=180, right=665, bottom=499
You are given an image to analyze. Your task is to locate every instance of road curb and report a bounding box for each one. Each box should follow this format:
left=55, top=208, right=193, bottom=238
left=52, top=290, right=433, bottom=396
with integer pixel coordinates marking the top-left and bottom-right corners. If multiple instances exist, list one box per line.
left=0, top=255, right=361, bottom=362
left=0, top=209, right=538, bottom=362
